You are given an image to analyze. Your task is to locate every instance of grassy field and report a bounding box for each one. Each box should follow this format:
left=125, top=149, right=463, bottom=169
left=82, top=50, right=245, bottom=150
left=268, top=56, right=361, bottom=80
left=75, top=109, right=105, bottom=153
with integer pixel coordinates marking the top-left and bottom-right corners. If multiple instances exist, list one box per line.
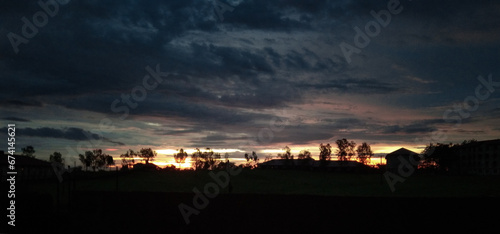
left=10, top=169, right=500, bottom=233
left=21, top=168, right=500, bottom=197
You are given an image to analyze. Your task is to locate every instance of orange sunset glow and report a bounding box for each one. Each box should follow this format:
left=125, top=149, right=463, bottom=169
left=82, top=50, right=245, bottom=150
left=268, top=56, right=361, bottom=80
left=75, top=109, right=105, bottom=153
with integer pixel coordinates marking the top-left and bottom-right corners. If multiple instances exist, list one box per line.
left=144, top=143, right=421, bottom=169
left=4, top=0, right=500, bottom=232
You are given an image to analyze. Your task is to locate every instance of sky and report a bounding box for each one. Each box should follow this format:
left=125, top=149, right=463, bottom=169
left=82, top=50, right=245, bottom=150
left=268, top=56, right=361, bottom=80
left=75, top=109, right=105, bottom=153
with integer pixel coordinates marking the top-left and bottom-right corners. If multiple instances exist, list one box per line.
left=1, top=0, right=500, bottom=167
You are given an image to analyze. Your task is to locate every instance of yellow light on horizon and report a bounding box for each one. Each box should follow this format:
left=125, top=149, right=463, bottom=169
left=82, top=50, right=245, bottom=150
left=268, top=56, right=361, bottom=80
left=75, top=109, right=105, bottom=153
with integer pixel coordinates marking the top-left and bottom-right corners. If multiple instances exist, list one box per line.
left=261, top=149, right=285, bottom=154
left=156, top=149, right=178, bottom=154
left=156, top=148, right=244, bottom=155
left=150, top=160, right=192, bottom=169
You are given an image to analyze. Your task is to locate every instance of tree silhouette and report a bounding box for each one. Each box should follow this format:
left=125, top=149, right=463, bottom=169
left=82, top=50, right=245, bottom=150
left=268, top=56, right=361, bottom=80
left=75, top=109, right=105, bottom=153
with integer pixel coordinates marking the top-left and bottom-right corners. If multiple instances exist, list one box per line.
left=277, top=146, right=293, bottom=168
left=356, top=142, right=373, bottom=165
left=217, top=152, right=233, bottom=170
left=462, top=139, right=477, bottom=145
left=22, top=145, right=36, bottom=158
left=105, top=155, right=115, bottom=168
left=78, top=149, right=114, bottom=171
left=191, top=148, right=220, bottom=170
left=244, top=151, right=259, bottom=168
left=191, top=149, right=202, bottom=170
left=139, top=148, right=157, bottom=164
left=120, top=149, right=136, bottom=169
left=297, top=149, right=313, bottom=167
left=207, top=150, right=221, bottom=170
left=50, top=152, right=64, bottom=164
left=174, top=148, right=188, bottom=169
left=335, top=138, right=356, bottom=161
left=319, top=143, right=332, bottom=161
left=422, top=143, right=458, bottom=172
left=94, top=149, right=106, bottom=170
left=278, top=146, right=293, bottom=160
left=298, top=150, right=312, bottom=160
left=79, top=151, right=93, bottom=171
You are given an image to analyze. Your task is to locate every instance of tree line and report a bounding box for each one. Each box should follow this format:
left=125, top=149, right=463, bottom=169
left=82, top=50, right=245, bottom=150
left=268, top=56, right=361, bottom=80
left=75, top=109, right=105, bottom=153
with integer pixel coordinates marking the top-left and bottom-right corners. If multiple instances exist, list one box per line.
left=18, top=138, right=489, bottom=172
left=420, top=139, right=480, bottom=172
left=275, top=138, right=374, bottom=165
left=121, top=147, right=239, bottom=171
left=17, top=140, right=375, bottom=172
left=17, top=145, right=116, bottom=172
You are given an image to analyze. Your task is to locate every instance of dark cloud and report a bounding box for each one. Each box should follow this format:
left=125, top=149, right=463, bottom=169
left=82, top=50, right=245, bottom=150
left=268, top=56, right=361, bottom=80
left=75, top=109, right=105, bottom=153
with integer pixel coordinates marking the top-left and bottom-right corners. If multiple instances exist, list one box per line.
left=455, top=129, right=485, bottom=134
left=2, top=127, right=124, bottom=146
left=0, top=0, right=499, bottom=156
left=297, top=78, right=399, bottom=94
left=2, top=117, right=30, bottom=122
left=380, top=119, right=444, bottom=134
left=189, top=133, right=249, bottom=148
left=0, top=99, right=43, bottom=108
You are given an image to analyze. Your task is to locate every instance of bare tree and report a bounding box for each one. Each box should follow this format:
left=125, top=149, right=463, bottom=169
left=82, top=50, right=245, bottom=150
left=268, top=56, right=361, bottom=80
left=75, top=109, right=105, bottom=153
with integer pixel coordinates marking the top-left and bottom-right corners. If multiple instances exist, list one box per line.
left=278, top=146, right=293, bottom=160
left=174, top=148, right=188, bottom=169
left=105, top=155, right=115, bottom=169
left=356, top=142, right=373, bottom=165
left=244, top=151, right=259, bottom=168
left=79, top=149, right=113, bottom=171
left=191, top=148, right=220, bottom=170
left=120, top=149, right=136, bottom=169
left=139, top=148, right=157, bottom=164
left=79, top=151, right=93, bottom=171
left=298, top=150, right=312, bottom=160
left=50, top=152, right=64, bottom=164
left=319, top=143, right=332, bottom=161
left=22, top=145, right=36, bottom=158
left=335, top=138, right=356, bottom=161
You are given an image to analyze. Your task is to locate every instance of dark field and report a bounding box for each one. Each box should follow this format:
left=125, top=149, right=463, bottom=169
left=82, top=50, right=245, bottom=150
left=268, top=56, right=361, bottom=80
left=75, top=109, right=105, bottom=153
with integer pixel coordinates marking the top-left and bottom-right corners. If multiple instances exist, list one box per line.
left=4, top=169, right=500, bottom=233
left=17, top=169, right=500, bottom=196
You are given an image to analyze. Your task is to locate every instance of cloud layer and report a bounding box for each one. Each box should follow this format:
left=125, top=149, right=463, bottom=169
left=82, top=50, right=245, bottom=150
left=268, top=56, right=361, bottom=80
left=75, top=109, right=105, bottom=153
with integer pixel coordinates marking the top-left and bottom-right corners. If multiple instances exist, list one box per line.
left=1, top=0, right=499, bottom=160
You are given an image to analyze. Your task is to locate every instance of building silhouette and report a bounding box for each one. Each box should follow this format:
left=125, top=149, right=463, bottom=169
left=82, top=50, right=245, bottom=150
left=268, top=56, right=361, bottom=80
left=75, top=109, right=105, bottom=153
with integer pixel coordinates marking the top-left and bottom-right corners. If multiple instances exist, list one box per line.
left=457, top=139, right=500, bottom=175
left=385, top=148, right=419, bottom=173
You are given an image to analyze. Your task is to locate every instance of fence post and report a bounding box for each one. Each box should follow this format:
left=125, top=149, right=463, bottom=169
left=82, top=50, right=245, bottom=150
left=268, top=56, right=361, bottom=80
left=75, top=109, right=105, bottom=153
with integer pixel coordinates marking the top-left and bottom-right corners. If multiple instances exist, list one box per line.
left=56, top=179, right=60, bottom=212
left=116, top=167, right=119, bottom=191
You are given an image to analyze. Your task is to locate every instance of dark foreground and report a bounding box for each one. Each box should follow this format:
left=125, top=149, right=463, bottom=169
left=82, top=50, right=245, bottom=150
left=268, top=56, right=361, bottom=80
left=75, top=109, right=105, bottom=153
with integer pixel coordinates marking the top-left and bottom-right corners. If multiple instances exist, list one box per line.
left=4, top=191, right=499, bottom=233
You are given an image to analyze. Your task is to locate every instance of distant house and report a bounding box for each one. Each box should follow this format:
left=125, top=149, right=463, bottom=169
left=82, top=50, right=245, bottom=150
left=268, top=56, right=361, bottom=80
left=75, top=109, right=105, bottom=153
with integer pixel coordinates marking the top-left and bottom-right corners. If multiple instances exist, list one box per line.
left=258, top=159, right=300, bottom=169
left=0, top=151, right=54, bottom=181
left=456, top=139, right=500, bottom=175
left=385, top=148, right=420, bottom=173
left=132, top=163, right=160, bottom=171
